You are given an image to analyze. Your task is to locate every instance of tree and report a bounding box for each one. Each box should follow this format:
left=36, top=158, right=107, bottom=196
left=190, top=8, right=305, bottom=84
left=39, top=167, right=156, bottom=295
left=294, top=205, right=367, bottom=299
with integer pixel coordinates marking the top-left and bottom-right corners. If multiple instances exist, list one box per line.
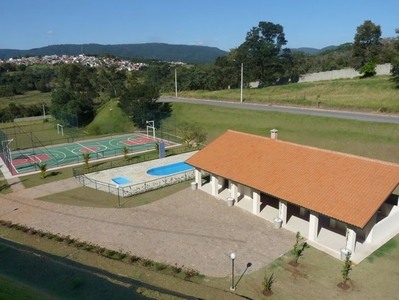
left=97, top=66, right=127, bottom=98
left=236, top=21, right=292, bottom=86
left=177, top=121, right=207, bottom=148
left=380, top=38, right=397, bottom=64
left=289, top=51, right=313, bottom=82
left=341, top=251, right=352, bottom=285
left=352, top=20, right=382, bottom=71
left=118, top=82, right=172, bottom=129
left=51, top=64, right=98, bottom=126
left=359, top=61, right=376, bottom=77
left=293, top=231, right=309, bottom=263
left=143, top=62, right=171, bottom=91
left=391, top=28, right=399, bottom=83
left=214, top=55, right=239, bottom=89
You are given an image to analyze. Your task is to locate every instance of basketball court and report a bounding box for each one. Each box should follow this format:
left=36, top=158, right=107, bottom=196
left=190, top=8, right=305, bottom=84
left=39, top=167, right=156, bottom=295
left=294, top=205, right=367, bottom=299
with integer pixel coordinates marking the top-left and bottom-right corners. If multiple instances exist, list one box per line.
left=9, top=133, right=177, bottom=175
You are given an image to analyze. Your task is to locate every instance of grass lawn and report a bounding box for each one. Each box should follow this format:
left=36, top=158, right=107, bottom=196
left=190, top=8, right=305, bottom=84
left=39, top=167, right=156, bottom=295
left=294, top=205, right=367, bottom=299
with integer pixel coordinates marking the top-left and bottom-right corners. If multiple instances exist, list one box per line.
left=38, top=181, right=191, bottom=208
left=18, top=166, right=75, bottom=189
left=171, top=102, right=399, bottom=163
left=0, top=179, right=12, bottom=194
left=0, top=90, right=52, bottom=110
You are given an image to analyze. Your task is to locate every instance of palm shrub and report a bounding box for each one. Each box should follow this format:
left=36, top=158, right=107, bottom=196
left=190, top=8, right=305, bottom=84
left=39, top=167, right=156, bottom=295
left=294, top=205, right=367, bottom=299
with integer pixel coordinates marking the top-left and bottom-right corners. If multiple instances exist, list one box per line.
left=262, top=272, right=275, bottom=294
left=121, top=146, right=129, bottom=161
left=82, top=152, right=90, bottom=169
left=37, top=163, right=47, bottom=179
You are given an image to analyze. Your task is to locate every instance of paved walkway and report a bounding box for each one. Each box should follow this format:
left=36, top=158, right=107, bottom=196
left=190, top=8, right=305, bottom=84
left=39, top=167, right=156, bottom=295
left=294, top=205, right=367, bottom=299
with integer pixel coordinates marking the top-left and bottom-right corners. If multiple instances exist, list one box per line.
left=0, top=177, right=295, bottom=277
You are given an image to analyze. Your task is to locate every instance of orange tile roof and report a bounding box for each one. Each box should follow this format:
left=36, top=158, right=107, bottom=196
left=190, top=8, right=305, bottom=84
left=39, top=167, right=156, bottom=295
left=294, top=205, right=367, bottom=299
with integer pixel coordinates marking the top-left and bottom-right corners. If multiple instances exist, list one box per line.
left=186, top=130, right=399, bottom=228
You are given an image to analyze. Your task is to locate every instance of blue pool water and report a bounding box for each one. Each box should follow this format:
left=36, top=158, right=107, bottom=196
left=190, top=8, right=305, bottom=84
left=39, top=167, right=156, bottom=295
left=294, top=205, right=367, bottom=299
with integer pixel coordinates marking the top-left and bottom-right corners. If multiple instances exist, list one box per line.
left=111, top=176, right=132, bottom=185
left=147, top=161, right=194, bottom=176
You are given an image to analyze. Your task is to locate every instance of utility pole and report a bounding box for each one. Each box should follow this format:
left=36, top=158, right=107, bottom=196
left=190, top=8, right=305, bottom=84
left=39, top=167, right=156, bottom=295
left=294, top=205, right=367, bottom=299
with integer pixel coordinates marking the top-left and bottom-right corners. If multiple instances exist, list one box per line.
left=240, top=63, right=243, bottom=103
left=175, top=68, right=178, bottom=98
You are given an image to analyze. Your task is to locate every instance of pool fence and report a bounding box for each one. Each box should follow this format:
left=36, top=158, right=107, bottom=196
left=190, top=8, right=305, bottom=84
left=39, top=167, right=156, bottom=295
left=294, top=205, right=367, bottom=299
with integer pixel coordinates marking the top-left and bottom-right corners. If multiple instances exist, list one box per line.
left=73, top=169, right=196, bottom=197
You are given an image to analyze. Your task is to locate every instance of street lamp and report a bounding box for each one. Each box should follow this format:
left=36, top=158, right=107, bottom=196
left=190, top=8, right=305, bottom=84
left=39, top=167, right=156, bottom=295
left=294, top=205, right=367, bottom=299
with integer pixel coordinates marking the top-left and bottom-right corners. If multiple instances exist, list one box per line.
left=230, top=252, right=236, bottom=291
left=240, top=63, right=243, bottom=103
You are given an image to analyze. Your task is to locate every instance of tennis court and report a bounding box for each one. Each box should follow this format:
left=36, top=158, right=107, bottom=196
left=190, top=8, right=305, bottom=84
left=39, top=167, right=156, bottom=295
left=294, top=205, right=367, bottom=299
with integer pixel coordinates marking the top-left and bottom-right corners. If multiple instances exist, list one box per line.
left=10, top=133, right=177, bottom=175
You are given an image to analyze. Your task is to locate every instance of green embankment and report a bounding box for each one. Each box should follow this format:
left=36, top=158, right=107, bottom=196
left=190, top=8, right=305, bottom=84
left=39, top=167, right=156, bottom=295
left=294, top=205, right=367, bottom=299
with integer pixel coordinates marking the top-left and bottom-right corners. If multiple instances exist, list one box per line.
left=167, top=75, right=399, bottom=113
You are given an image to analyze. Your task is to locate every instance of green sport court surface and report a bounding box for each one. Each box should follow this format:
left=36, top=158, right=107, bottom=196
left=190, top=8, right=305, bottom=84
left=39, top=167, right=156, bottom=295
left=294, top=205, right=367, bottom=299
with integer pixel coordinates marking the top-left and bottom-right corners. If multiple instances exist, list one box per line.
left=10, top=133, right=177, bottom=175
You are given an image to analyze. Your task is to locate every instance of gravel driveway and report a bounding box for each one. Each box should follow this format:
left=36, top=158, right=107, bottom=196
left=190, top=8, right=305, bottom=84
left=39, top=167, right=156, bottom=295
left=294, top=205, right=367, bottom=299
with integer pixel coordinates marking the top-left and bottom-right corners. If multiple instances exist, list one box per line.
left=1, top=178, right=294, bottom=277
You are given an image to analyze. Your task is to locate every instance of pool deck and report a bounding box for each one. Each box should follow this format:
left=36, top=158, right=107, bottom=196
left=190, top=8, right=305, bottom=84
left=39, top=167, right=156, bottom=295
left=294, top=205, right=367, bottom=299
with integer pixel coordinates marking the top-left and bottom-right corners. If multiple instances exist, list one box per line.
left=86, top=151, right=197, bottom=186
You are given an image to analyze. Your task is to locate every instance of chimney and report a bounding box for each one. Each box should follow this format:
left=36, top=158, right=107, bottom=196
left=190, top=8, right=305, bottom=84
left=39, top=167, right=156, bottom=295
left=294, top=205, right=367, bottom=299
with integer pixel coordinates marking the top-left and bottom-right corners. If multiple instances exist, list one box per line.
left=270, top=129, right=278, bottom=140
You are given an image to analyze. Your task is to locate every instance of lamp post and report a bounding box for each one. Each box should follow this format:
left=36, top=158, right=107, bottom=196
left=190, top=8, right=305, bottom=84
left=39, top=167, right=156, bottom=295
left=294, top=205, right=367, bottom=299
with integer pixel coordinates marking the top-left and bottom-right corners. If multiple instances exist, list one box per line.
left=240, top=63, right=243, bottom=103
left=230, top=252, right=236, bottom=291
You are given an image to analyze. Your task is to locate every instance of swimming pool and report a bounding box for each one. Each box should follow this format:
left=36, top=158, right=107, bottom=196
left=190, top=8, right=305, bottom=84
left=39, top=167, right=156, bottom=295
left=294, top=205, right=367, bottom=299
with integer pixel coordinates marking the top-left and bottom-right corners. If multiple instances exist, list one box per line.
left=111, top=176, right=132, bottom=185
left=147, top=161, right=194, bottom=176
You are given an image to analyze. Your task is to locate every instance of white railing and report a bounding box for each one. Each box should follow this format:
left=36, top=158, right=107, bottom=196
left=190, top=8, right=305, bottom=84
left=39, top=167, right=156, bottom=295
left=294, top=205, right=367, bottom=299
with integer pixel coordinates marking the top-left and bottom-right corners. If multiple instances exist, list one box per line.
left=75, top=170, right=195, bottom=197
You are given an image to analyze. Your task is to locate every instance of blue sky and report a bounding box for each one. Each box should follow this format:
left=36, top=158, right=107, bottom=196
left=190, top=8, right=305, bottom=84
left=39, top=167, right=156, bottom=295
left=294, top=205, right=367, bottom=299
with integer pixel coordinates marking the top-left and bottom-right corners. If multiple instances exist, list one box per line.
left=1, top=0, right=398, bottom=51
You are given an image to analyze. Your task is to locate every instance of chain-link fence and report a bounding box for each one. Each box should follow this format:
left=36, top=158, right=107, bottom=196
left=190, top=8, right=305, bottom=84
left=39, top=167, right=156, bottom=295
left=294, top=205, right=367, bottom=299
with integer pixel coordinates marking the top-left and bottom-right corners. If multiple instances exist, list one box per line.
left=0, top=128, right=14, bottom=174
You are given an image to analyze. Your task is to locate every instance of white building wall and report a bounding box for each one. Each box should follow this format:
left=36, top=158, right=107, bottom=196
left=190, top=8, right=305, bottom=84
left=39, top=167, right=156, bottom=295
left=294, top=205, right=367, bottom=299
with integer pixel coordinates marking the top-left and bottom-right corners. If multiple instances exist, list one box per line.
left=299, top=63, right=392, bottom=83
left=370, top=207, right=399, bottom=245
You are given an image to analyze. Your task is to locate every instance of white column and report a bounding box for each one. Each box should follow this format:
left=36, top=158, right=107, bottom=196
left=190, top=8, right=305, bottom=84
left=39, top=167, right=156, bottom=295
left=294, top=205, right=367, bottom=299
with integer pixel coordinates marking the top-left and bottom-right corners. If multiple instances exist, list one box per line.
left=231, top=181, right=238, bottom=201
left=195, top=169, right=201, bottom=187
left=211, top=175, right=218, bottom=196
left=308, top=211, right=319, bottom=241
left=364, top=213, right=377, bottom=243
left=279, top=201, right=288, bottom=225
left=252, top=190, right=260, bottom=215
left=347, top=227, right=357, bottom=253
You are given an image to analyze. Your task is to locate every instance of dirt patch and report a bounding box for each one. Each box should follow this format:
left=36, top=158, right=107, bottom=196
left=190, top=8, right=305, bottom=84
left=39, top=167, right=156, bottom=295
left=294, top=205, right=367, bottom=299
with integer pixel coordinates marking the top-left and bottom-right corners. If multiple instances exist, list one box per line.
left=263, top=290, right=274, bottom=297
left=337, top=282, right=351, bottom=290
left=288, top=261, right=299, bottom=267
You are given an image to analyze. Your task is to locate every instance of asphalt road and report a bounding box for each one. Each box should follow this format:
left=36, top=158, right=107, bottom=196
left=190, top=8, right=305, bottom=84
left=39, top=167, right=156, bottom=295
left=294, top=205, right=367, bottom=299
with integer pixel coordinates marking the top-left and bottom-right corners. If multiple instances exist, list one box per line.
left=159, top=97, right=399, bottom=124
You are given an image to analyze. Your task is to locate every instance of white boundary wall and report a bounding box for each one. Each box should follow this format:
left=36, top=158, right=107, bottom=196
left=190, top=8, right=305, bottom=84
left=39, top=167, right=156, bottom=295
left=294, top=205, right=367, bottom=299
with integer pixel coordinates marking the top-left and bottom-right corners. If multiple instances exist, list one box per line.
left=299, top=63, right=392, bottom=83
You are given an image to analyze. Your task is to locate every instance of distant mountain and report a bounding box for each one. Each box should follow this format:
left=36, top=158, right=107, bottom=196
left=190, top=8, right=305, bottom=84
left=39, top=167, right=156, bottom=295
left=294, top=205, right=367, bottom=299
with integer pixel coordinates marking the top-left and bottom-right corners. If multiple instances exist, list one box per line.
left=292, top=45, right=339, bottom=55
left=0, top=43, right=228, bottom=64
left=292, top=47, right=321, bottom=55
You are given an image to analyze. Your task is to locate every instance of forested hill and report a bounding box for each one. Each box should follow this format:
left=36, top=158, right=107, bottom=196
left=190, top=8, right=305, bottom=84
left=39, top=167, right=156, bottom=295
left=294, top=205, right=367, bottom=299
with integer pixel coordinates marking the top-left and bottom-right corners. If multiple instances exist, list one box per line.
left=0, top=43, right=228, bottom=64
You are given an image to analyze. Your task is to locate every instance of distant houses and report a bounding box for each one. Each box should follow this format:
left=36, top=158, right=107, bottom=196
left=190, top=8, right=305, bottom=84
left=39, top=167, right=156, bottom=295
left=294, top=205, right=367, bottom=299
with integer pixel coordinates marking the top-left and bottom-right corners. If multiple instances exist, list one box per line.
left=0, top=54, right=149, bottom=71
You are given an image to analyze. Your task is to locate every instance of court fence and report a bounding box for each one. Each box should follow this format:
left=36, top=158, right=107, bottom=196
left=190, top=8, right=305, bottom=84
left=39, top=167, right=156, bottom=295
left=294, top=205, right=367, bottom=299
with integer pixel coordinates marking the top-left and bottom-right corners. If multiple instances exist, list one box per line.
left=0, top=128, right=13, bottom=174
left=73, top=169, right=196, bottom=198
left=1, top=119, right=181, bottom=152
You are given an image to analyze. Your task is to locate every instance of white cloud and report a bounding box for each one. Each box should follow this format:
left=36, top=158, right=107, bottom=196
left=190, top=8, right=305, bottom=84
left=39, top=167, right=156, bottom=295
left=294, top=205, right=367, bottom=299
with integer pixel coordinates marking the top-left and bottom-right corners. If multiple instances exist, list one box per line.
left=46, top=30, right=55, bottom=35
